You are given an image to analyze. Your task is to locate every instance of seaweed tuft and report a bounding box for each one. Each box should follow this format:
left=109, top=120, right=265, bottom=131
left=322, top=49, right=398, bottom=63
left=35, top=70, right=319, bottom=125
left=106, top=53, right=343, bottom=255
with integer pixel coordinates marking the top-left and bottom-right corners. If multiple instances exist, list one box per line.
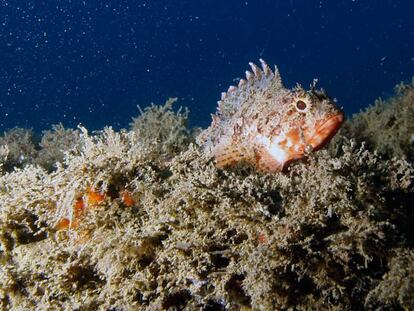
left=337, top=78, right=414, bottom=161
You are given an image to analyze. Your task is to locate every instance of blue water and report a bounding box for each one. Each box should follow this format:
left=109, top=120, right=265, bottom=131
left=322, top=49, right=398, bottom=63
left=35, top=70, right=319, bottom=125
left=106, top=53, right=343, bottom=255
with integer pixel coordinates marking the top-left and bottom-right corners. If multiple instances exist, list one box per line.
left=1, top=1, right=413, bottom=132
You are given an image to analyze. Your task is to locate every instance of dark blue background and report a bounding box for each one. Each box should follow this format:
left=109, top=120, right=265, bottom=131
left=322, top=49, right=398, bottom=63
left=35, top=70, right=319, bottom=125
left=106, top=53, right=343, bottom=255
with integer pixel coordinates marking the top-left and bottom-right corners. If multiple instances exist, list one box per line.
left=1, top=1, right=413, bottom=132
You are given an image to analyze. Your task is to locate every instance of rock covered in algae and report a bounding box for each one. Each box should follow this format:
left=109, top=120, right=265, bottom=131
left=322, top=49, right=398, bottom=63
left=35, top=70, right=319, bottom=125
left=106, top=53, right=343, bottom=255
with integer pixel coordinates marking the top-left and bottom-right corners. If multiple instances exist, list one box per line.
left=336, top=77, right=414, bottom=161
left=0, top=127, right=37, bottom=170
left=0, top=90, right=413, bottom=311
left=0, top=124, right=81, bottom=172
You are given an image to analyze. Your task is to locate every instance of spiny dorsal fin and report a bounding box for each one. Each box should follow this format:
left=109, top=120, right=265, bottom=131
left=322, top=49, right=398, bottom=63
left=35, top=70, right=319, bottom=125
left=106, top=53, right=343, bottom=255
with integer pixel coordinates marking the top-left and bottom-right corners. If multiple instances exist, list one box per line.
left=259, top=58, right=272, bottom=76
left=272, top=65, right=283, bottom=89
left=222, top=59, right=282, bottom=98
left=238, top=78, right=246, bottom=87
left=248, top=62, right=261, bottom=79
left=215, top=59, right=284, bottom=118
left=245, top=70, right=253, bottom=82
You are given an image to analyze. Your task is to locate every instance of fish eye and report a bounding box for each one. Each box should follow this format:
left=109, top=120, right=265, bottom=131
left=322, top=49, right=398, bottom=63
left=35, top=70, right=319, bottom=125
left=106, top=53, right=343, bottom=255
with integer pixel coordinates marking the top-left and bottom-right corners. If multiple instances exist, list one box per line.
left=295, top=100, right=307, bottom=111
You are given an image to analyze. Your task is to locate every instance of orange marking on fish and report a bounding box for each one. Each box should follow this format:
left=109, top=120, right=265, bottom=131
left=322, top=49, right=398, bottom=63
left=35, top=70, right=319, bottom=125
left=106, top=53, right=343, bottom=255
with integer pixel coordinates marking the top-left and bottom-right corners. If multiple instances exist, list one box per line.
left=85, top=188, right=105, bottom=207
left=121, top=191, right=135, bottom=207
left=56, top=188, right=106, bottom=231
left=74, top=197, right=85, bottom=216
left=55, top=218, right=70, bottom=231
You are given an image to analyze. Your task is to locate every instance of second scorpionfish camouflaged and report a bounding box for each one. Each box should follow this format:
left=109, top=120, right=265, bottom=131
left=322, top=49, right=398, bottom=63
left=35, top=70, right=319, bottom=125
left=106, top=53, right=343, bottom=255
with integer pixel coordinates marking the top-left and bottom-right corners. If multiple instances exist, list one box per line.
left=197, top=59, right=345, bottom=172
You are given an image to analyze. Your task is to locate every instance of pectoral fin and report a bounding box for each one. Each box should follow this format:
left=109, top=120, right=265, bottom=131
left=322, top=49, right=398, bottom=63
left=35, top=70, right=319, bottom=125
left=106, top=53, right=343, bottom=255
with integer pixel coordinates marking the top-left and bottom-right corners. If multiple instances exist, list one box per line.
left=213, top=143, right=250, bottom=168
left=255, top=147, right=284, bottom=172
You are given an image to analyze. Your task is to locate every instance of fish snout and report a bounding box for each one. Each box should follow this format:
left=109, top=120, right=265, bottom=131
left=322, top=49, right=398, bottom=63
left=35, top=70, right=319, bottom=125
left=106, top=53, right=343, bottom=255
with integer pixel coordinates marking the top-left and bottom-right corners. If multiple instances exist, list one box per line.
left=307, top=112, right=344, bottom=150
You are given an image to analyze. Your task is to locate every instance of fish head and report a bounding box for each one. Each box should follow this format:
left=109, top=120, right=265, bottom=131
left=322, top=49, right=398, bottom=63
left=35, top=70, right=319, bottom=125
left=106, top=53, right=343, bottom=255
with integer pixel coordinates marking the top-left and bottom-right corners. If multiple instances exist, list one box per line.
left=267, top=86, right=344, bottom=165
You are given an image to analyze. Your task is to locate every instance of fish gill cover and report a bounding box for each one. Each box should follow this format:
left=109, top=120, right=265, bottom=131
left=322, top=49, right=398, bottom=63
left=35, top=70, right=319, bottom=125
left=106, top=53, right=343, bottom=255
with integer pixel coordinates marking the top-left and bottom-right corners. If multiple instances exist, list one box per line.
left=0, top=1, right=414, bottom=311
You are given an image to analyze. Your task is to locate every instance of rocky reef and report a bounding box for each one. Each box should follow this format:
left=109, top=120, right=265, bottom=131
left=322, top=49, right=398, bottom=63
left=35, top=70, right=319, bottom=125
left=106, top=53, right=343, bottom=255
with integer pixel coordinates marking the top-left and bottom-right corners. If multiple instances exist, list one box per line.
left=0, top=85, right=413, bottom=310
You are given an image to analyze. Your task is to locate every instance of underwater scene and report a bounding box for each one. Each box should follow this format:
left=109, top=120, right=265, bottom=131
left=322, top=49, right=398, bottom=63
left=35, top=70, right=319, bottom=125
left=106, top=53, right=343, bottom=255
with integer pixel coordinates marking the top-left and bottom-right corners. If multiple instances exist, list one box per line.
left=0, top=1, right=414, bottom=310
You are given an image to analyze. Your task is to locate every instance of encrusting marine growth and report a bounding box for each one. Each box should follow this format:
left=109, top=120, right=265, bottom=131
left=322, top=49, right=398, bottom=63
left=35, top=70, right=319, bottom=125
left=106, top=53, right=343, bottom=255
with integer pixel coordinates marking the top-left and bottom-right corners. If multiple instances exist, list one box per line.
left=0, top=63, right=413, bottom=310
left=198, top=59, right=344, bottom=172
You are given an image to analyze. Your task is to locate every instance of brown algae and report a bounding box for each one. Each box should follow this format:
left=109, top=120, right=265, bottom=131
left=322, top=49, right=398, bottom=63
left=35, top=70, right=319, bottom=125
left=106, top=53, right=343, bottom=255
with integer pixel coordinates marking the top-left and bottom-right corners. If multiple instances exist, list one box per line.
left=0, top=86, right=413, bottom=310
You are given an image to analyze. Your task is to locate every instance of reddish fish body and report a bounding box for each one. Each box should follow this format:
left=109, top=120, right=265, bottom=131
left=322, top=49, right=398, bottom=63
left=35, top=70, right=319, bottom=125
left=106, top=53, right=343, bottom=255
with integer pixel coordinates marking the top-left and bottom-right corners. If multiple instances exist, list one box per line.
left=197, top=59, right=344, bottom=172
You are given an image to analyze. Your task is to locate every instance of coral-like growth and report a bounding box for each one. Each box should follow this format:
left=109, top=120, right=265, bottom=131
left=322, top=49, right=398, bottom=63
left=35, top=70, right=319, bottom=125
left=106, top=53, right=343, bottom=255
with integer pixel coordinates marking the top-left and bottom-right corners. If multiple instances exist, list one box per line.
left=0, top=145, right=8, bottom=168
left=36, top=123, right=81, bottom=171
left=365, top=249, right=414, bottom=310
left=130, top=97, right=192, bottom=157
left=0, top=93, right=413, bottom=310
left=339, top=78, right=414, bottom=160
left=0, top=124, right=82, bottom=173
left=0, top=128, right=37, bottom=170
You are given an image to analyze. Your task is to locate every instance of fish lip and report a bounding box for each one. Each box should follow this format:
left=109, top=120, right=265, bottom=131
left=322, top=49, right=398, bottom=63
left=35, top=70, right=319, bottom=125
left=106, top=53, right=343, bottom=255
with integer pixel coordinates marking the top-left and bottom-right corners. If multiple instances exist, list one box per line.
left=309, top=112, right=345, bottom=150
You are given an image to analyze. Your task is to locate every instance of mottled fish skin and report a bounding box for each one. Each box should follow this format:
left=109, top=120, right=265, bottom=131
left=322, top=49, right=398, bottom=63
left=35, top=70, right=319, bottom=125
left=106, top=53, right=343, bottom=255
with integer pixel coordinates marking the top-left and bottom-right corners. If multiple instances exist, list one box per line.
left=197, top=59, right=344, bottom=172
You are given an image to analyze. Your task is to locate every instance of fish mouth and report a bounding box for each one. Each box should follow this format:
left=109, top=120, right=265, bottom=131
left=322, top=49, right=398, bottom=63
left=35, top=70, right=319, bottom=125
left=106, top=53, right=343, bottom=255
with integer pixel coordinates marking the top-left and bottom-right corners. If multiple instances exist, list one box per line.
left=308, top=112, right=345, bottom=150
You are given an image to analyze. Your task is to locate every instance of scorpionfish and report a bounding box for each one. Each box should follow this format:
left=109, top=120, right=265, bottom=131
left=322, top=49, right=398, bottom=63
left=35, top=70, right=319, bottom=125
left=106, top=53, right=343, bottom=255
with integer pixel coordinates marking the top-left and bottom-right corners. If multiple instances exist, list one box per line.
left=197, top=59, right=344, bottom=172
